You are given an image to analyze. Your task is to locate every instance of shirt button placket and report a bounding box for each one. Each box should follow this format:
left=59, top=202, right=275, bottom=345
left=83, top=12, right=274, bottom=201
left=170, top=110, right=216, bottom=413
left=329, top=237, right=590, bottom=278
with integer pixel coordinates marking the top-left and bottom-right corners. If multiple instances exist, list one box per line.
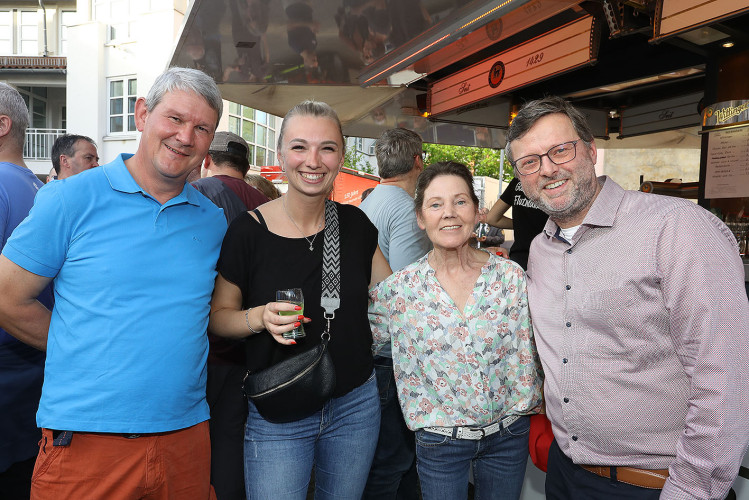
left=563, top=245, right=576, bottom=447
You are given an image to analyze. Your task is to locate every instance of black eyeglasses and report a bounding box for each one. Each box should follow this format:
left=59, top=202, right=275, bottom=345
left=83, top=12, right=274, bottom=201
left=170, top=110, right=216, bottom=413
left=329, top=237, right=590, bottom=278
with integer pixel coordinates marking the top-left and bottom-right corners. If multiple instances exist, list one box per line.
left=512, top=140, right=580, bottom=175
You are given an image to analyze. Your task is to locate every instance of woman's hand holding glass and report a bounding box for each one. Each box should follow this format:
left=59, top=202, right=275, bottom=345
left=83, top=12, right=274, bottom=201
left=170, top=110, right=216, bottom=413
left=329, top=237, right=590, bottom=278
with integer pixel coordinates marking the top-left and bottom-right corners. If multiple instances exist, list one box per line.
left=259, top=300, right=311, bottom=345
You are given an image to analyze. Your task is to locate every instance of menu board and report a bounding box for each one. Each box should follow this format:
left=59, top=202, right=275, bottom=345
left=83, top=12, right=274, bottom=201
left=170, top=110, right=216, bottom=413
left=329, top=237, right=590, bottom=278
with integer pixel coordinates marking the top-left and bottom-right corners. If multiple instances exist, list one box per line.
left=705, top=126, right=749, bottom=199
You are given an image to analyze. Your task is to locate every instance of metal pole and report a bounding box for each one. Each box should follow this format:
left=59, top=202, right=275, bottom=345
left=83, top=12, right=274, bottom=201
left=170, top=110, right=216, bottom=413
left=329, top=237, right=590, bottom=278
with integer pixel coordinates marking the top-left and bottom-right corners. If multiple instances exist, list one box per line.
left=38, top=0, right=48, bottom=57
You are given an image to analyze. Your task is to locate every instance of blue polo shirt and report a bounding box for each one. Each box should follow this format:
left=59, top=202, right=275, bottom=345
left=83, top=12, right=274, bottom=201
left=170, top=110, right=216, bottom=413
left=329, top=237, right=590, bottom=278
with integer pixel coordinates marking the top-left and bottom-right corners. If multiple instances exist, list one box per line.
left=3, top=154, right=227, bottom=433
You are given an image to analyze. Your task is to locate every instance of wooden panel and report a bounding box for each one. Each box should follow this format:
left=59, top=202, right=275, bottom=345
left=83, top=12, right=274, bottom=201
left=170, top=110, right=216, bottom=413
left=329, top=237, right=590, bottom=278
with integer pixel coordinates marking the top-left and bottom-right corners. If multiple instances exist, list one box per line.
left=655, top=0, right=749, bottom=40
left=430, top=16, right=598, bottom=116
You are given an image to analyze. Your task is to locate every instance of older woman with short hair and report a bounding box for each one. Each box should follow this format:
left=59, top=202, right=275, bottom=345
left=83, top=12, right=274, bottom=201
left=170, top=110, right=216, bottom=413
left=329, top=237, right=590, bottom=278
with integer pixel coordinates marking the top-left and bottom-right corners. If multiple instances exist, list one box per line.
left=369, top=161, right=543, bottom=500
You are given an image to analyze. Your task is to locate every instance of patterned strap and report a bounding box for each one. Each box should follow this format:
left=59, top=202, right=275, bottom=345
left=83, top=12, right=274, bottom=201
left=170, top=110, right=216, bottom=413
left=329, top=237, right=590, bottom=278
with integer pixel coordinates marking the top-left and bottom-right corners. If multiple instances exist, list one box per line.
left=321, top=200, right=340, bottom=321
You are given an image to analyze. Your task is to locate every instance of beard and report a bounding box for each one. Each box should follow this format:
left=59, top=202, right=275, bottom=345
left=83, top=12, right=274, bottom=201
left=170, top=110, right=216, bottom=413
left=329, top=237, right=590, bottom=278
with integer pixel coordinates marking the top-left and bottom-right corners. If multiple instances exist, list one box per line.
left=529, top=160, right=601, bottom=227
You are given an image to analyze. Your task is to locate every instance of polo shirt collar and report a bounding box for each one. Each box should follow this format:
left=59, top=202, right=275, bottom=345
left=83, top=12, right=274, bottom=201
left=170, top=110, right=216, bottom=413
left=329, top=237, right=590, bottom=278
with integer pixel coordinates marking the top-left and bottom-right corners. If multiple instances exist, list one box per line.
left=542, top=176, right=625, bottom=238
left=103, top=153, right=201, bottom=206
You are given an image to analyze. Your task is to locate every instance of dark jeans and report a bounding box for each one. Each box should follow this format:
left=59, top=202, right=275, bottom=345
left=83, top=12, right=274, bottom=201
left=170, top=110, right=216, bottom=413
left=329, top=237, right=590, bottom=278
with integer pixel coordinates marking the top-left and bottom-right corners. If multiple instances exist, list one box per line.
left=362, top=356, right=420, bottom=500
left=207, top=362, right=248, bottom=500
left=546, top=439, right=661, bottom=500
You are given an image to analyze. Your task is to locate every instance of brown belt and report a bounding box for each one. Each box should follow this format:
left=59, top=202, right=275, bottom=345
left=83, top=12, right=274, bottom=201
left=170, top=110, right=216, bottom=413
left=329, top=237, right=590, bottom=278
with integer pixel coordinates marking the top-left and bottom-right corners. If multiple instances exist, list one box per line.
left=580, top=465, right=669, bottom=489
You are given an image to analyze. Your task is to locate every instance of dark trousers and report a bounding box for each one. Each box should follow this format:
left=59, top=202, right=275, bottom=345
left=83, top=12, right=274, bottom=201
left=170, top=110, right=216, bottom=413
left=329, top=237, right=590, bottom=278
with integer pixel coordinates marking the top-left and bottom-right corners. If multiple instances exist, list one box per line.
left=207, top=363, right=248, bottom=500
left=0, top=456, right=36, bottom=500
left=362, top=356, right=420, bottom=500
left=546, top=439, right=661, bottom=500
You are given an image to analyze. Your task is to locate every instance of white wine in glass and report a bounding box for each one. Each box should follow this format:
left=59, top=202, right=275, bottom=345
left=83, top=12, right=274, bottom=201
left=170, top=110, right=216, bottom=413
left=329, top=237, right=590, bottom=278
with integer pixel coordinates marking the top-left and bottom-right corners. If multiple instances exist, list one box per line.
left=276, top=288, right=305, bottom=339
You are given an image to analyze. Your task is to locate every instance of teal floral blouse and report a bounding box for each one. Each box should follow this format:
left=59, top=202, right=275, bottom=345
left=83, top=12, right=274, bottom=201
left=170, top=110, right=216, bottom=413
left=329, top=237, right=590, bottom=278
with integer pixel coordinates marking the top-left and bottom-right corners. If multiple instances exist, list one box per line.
left=368, top=252, right=543, bottom=431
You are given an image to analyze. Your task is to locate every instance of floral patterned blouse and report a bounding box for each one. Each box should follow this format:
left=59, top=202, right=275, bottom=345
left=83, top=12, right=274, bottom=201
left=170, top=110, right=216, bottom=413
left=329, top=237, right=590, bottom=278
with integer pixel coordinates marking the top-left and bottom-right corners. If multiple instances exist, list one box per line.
left=369, top=252, right=543, bottom=431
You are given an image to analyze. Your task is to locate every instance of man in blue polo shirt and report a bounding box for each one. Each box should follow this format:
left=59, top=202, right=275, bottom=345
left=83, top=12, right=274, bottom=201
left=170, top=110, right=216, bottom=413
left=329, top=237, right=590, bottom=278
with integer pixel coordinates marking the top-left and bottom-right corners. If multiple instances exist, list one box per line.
left=0, top=67, right=226, bottom=499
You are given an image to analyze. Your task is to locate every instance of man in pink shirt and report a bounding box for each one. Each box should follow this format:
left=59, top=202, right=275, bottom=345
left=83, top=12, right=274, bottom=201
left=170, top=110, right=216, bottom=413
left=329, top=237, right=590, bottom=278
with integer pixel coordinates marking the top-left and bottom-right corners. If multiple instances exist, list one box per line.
left=506, top=96, right=749, bottom=500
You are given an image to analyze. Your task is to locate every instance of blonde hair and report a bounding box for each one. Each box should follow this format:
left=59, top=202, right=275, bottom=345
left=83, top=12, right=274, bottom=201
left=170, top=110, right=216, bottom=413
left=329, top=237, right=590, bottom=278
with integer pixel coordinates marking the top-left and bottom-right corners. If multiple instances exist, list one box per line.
left=245, top=173, right=280, bottom=200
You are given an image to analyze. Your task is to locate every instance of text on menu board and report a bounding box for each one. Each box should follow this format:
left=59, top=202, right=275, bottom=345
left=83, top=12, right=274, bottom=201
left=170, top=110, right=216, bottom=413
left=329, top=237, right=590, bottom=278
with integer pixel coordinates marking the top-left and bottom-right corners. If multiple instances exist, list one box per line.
left=705, top=126, right=749, bottom=199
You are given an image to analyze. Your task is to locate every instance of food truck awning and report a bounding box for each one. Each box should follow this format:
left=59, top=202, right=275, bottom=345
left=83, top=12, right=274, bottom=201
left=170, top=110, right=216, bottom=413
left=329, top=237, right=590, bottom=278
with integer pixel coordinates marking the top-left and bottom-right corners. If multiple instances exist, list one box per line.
left=169, top=0, right=749, bottom=149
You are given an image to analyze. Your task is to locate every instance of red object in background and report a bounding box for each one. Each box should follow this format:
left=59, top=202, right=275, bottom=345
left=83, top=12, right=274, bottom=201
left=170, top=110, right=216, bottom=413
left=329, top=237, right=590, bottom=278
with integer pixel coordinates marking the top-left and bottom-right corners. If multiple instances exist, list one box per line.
left=329, top=167, right=379, bottom=206
left=529, top=414, right=554, bottom=472
left=259, top=165, right=284, bottom=182
left=260, top=166, right=380, bottom=207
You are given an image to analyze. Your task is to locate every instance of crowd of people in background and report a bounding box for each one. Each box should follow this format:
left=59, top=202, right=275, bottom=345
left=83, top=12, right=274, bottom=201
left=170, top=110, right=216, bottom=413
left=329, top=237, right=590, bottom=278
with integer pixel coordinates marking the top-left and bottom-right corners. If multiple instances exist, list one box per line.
left=0, top=66, right=748, bottom=500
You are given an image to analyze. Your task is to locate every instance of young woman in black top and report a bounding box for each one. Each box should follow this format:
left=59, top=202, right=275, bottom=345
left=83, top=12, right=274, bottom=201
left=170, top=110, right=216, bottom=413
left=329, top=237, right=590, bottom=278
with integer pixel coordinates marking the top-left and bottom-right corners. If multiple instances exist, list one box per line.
left=209, top=100, right=391, bottom=499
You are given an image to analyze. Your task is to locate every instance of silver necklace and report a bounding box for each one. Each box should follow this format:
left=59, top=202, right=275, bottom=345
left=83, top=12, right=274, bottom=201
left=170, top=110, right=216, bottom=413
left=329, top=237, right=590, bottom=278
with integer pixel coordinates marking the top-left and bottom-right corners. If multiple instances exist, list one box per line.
left=283, top=196, right=323, bottom=251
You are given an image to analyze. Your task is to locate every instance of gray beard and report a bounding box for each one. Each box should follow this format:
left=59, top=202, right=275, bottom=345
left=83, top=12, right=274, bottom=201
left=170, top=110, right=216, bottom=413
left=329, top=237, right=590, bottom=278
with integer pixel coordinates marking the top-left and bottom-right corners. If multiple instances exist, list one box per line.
left=532, top=175, right=601, bottom=227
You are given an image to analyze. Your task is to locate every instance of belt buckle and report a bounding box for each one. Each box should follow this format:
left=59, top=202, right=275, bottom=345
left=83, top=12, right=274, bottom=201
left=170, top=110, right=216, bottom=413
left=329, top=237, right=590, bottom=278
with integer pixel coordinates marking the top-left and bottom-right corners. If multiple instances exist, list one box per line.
left=468, top=426, right=485, bottom=439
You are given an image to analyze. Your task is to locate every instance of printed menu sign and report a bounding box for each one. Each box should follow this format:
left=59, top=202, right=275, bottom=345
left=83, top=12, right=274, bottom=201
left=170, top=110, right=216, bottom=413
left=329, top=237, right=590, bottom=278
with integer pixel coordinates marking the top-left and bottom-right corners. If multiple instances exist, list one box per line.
left=705, top=126, right=749, bottom=199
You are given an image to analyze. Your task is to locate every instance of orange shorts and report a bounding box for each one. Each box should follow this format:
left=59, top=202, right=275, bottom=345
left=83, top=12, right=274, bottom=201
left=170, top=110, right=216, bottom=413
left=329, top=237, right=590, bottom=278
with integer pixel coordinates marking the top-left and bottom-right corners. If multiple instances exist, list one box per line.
left=32, top=421, right=216, bottom=500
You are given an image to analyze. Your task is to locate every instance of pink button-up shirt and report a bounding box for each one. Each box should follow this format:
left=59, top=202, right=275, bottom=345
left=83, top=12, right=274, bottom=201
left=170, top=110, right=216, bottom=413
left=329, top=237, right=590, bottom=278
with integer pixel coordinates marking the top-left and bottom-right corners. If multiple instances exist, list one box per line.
left=527, top=176, right=749, bottom=499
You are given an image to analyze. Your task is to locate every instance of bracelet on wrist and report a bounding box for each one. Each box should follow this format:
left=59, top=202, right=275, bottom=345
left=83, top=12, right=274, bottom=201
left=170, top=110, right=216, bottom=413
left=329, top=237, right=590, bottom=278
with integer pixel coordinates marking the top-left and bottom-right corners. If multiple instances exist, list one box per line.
left=245, top=309, right=263, bottom=334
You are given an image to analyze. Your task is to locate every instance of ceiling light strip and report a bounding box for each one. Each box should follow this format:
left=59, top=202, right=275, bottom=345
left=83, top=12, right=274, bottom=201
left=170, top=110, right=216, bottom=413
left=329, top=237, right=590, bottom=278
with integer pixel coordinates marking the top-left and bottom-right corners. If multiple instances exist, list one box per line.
left=360, top=0, right=527, bottom=87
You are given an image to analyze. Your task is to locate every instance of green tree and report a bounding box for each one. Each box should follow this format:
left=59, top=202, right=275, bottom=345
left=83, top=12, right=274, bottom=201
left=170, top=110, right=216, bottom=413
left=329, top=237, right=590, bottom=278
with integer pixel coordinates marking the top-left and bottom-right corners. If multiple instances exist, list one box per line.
left=422, top=143, right=513, bottom=182
left=343, top=147, right=374, bottom=174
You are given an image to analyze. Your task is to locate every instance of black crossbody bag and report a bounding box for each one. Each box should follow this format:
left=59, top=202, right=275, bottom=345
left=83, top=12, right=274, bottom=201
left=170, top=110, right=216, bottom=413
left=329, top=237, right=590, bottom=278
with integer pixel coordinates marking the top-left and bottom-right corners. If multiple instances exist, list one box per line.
left=242, top=200, right=341, bottom=423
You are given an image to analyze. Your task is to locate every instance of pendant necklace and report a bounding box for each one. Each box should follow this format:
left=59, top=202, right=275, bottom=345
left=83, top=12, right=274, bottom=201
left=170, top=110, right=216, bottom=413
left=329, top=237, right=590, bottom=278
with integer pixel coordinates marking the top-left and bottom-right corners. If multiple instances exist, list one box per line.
left=283, top=196, right=323, bottom=251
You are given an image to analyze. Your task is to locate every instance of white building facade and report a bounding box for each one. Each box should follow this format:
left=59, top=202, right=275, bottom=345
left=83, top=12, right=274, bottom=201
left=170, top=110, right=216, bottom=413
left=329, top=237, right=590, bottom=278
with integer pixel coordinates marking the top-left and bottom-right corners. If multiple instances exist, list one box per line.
left=1, top=0, right=279, bottom=175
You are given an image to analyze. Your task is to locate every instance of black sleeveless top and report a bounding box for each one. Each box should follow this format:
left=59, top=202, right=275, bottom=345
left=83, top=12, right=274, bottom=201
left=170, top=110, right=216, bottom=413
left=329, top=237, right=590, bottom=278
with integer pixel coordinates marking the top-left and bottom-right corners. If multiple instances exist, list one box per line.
left=217, top=202, right=378, bottom=397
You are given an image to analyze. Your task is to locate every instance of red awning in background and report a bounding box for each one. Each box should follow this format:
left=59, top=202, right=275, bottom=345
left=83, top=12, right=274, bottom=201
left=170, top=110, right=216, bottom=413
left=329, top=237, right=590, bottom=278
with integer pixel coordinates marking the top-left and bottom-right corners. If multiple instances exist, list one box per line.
left=259, top=166, right=379, bottom=207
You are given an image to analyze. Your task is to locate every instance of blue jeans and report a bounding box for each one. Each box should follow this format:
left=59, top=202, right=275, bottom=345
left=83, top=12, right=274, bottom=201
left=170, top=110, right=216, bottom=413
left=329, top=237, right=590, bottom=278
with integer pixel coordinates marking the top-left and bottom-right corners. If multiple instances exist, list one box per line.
left=362, top=357, right=419, bottom=500
left=415, top=415, right=531, bottom=500
left=244, top=370, right=380, bottom=499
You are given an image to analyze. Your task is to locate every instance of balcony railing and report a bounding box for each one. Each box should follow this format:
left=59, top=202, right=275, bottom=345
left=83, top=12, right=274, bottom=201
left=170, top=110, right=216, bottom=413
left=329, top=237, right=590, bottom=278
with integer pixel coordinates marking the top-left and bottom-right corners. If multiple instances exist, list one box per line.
left=24, top=128, right=66, bottom=161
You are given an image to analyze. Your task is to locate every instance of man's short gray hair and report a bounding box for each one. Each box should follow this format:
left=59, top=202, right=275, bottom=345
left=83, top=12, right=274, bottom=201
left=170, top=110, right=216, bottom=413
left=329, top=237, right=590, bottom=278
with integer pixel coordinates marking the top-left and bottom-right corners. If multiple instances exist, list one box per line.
left=505, top=96, right=594, bottom=164
left=145, top=67, right=223, bottom=125
left=0, top=83, right=30, bottom=149
left=374, top=128, right=423, bottom=179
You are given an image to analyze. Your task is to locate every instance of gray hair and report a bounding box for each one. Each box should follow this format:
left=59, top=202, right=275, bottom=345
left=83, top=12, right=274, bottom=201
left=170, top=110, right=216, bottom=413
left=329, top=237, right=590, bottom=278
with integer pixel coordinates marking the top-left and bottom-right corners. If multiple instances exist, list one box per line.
left=277, top=100, right=344, bottom=153
left=51, top=134, right=96, bottom=174
left=505, top=96, right=594, bottom=164
left=0, top=83, right=29, bottom=149
left=374, top=128, right=422, bottom=179
left=145, top=67, right=223, bottom=125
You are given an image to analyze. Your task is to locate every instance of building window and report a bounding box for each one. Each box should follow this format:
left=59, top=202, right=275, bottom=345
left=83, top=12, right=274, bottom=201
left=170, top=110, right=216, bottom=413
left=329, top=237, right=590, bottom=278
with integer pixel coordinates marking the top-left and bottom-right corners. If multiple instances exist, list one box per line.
left=0, top=10, right=12, bottom=54
left=94, top=0, right=143, bottom=42
left=59, top=10, right=75, bottom=55
left=355, top=137, right=364, bottom=152
left=227, top=102, right=279, bottom=167
left=108, top=77, right=137, bottom=134
left=17, top=86, right=48, bottom=128
left=368, top=142, right=375, bottom=156
left=18, top=10, right=38, bottom=55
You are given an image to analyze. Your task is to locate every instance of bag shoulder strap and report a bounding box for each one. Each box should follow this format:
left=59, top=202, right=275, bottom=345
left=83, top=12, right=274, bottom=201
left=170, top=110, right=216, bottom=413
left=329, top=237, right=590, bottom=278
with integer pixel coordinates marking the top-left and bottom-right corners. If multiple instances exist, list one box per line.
left=321, top=200, right=340, bottom=331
